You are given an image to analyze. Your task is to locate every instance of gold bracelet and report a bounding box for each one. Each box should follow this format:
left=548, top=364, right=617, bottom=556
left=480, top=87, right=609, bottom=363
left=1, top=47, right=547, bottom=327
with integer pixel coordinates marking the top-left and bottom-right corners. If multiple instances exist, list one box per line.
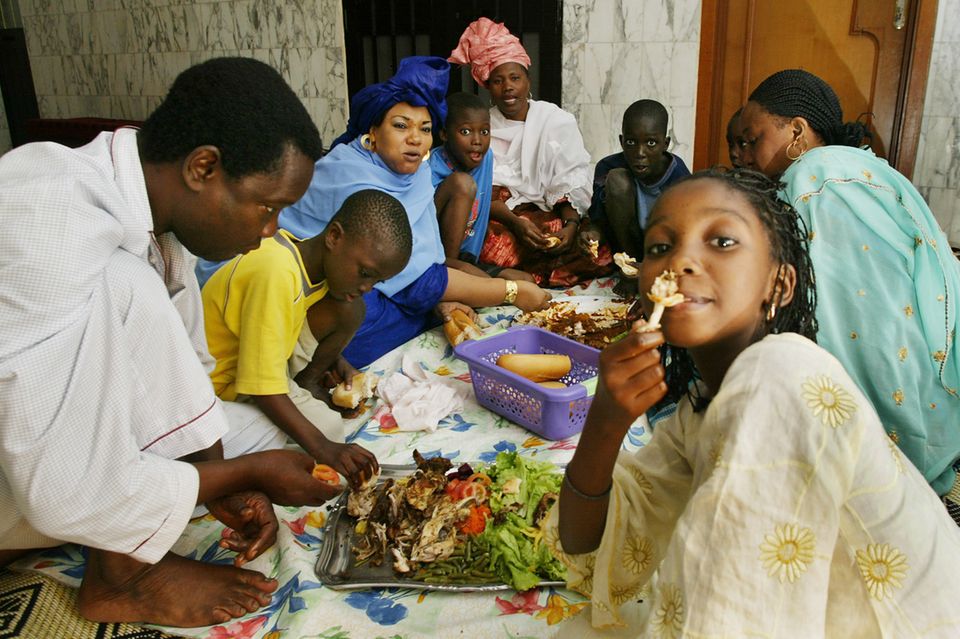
left=503, top=279, right=519, bottom=305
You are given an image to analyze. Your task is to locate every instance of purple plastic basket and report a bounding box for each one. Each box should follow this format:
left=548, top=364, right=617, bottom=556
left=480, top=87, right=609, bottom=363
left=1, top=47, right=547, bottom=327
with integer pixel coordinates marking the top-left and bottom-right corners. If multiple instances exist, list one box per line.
left=454, top=325, right=600, bottom=440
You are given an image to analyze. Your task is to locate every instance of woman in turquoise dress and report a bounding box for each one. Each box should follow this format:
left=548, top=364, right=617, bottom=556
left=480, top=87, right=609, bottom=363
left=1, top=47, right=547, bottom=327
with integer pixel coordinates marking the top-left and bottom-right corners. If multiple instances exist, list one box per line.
left=740, top=69, right=960, bottom=521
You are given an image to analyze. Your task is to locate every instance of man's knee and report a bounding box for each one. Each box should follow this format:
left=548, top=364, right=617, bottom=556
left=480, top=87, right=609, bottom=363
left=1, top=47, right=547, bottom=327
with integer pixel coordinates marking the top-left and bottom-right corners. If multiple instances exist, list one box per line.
left=443, top=172, right=478, bottom=200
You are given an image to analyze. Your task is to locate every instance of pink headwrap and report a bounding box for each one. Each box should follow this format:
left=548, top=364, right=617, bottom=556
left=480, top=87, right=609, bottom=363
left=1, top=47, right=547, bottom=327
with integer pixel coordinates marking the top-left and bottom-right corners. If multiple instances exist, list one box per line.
left=448, top=17, right=532, bottom=86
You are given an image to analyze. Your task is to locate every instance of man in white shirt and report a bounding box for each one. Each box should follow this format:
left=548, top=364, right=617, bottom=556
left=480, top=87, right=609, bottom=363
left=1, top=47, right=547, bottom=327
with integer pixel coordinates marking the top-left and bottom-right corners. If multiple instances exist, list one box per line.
left=0, top=57, right=342, bottom=627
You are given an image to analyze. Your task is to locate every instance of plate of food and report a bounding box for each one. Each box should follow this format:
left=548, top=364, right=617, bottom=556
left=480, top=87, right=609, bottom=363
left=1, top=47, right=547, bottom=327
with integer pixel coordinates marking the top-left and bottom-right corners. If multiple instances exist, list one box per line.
left=513, top=295, right=632, bottom=349
left=315, top=450, right=566, bottom=592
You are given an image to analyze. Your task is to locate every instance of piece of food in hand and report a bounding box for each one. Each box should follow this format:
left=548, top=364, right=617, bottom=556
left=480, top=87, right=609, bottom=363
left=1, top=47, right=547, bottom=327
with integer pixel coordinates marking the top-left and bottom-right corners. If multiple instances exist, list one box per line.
left=587, top=238, right=599, bottom=259
left=443, top=308, right=483, bottom=346
left=496, top=353, right=571, bottom=382
left=359, top=466, right=381, bottom=490
left=538, top=380, right=567, bottom=389
left=613, top=252, right=639, bottom=277
left=544, top=236, right=562, bottom=248
left=311, top=463, right=342, bottom=486
left=331, top=372, right=378, bottom=409
left=638, top=269, right=685, bottom=332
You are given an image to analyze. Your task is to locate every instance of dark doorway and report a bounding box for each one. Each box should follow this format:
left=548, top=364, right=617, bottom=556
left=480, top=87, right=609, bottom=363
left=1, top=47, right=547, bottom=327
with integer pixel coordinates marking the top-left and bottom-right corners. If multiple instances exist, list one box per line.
left=341, top=0, right=563, bottom=105
left=0, top=28, right=39, bottom=148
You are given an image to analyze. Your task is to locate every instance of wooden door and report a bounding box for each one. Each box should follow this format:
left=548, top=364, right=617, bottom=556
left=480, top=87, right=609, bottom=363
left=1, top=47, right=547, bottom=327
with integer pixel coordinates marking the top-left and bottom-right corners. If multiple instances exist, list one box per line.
left=694, top=0, right=938, bottom=178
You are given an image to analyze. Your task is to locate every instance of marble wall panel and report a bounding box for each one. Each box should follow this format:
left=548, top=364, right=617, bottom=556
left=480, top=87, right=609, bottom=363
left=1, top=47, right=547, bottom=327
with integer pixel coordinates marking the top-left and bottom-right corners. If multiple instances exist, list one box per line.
left=562, top=0, right=701, bottom=167
left=16, top=0, right=349, bottom=147
left=914, top=0, right=960, bottom=245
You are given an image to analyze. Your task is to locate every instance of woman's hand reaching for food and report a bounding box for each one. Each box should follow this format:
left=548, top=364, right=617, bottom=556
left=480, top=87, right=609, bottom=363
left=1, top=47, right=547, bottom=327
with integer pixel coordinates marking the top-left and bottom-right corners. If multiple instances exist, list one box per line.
left=514, top=280, right=552, bottom=312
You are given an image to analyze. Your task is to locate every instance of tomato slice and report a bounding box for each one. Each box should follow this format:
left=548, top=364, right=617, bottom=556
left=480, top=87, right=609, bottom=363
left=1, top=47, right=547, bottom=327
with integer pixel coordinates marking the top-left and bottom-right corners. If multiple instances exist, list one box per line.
left=311, top=463, right=341, bottom=486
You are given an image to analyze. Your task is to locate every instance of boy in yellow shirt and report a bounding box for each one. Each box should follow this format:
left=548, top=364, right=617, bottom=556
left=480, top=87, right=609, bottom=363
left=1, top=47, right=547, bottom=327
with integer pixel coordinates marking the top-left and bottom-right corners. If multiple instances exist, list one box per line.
left=202, top=189, right=411, bottom=486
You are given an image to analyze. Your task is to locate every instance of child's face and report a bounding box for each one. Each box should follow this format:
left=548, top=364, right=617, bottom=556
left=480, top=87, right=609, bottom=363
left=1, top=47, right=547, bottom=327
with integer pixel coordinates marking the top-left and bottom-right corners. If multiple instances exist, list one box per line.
left=324, top=230, right=407, bottom=302
left=620, top=115, right=670, bottom=185
left=441, top=108, right=490, bottom=171
left=726, top=115, right=745, bottom=168
left=640, top=178, right=782, bottom=353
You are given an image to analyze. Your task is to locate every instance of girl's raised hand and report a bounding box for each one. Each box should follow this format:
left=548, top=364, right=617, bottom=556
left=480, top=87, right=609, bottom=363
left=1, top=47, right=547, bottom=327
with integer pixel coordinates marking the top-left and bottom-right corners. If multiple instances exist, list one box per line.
left=592, top=327, right=667, bottom=428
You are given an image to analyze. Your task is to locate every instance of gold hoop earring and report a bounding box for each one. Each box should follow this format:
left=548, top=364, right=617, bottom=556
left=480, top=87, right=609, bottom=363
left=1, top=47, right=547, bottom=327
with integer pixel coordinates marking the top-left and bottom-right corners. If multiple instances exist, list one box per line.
left=360, top=134, right=374, bottom=151
left=785, top=137, right=806, bottom=161
left=766, top=302, right=778, bottom=322
left=422, top=148, right=431, bottom=163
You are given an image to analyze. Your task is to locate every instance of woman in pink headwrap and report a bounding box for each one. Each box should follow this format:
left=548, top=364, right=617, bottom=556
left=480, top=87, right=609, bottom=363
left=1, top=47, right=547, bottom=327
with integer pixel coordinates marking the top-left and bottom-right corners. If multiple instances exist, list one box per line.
left=448, top=18, right=612, bottom=287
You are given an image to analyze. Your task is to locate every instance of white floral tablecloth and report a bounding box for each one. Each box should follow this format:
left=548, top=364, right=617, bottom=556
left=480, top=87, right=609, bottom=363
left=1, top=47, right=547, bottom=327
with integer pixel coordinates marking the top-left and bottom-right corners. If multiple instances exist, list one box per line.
left=14, top=278, right=654, bottom=638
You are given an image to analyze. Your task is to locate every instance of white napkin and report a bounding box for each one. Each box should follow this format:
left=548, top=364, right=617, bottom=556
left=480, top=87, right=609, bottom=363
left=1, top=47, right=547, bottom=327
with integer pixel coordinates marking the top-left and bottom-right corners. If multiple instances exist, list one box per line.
left=372, top=354, right=471, bottom=432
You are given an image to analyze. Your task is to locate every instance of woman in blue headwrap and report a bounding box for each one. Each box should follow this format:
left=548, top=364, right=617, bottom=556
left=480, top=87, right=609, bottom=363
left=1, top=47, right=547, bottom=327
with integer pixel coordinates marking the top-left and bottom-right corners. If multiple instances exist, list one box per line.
left=279, top=56, right=550, bottom=374
left=740, top=69, right=960, bottom=524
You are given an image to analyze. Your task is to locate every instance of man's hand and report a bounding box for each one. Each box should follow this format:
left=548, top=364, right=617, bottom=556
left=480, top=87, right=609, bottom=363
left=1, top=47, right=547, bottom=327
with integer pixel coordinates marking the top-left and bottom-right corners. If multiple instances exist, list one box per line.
left=206, top=491, right=278, bottom=566
left=435, top=301, right=478, bottom=324
left=511, top=216, right=549, bottom=250
left=252, top=450, right=345, bottom=506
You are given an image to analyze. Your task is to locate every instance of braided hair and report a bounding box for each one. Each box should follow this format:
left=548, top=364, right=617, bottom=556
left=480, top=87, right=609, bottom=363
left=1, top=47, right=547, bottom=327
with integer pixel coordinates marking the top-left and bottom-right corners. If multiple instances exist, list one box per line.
left=748, top=69, right=868, bottom=148
left=657, top=167, right=819, bottom=411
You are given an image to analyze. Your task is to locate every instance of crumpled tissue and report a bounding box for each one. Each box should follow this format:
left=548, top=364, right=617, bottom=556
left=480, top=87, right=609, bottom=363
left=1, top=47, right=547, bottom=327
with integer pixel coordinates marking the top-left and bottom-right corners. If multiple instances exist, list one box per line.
left=371, top=354, right=471, bottom=432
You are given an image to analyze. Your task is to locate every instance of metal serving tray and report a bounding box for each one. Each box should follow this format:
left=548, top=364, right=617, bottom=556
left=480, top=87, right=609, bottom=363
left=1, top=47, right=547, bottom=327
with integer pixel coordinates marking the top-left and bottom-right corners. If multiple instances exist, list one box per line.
left=314, top=464, right=565, bottom=592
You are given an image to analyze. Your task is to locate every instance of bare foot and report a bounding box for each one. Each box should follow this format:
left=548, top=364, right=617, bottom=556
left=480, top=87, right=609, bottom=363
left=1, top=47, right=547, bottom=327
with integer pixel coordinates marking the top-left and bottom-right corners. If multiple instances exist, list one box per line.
left=77, top=549, right=277, bottom=627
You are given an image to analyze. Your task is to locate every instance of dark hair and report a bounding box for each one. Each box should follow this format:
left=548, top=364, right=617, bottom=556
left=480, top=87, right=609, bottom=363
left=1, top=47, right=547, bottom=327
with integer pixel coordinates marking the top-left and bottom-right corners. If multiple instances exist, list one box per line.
left=333, top=189, right=413, bottom=261
left=140, top=57, right=323, bottom=178
left=748, top=69, right=868, bottom=148
left=623, top=99, right=669, bottom=134
left=445, top=92, right=488, bottom=128
left=656, top=167, right=819, bottom=411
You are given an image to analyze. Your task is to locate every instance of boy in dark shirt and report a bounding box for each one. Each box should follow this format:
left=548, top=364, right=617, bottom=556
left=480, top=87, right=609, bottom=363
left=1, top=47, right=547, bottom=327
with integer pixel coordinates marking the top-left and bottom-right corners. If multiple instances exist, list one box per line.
left=581, top=100, right=689, bottom=293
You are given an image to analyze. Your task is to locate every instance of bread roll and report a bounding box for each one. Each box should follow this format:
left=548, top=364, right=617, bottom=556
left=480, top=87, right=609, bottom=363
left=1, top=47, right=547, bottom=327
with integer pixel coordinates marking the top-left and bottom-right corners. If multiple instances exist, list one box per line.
left=332, top=372, right=377, bottom=409
left=496, top=353, right=571, bottom=382
left=538, top=381, right=567, bottom=389
left=443, top=308, right=483, bottom=346
left=544, top=236, right=562, bottom=248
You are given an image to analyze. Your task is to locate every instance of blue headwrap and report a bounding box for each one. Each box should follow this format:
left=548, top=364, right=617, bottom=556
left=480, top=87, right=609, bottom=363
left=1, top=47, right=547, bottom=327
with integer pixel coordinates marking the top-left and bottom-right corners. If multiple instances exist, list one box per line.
left=332, top=56, right=450, bottom=148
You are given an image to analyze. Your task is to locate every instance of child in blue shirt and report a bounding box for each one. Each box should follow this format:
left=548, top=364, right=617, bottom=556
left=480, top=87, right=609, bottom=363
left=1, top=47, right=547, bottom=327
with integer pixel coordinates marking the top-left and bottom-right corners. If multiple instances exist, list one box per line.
left=582, top=99, right=689, bottom=293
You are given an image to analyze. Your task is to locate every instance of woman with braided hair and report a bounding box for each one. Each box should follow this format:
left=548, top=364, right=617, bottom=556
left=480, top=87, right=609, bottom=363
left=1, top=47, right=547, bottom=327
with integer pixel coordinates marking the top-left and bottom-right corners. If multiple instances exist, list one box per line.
left=740, top=69, right=960, bottom=524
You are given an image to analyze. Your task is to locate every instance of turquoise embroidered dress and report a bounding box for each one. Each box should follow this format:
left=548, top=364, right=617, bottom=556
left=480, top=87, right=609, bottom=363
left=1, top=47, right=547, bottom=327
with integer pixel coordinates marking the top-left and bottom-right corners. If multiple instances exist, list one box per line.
left=781, top=145, right=960, bottom=494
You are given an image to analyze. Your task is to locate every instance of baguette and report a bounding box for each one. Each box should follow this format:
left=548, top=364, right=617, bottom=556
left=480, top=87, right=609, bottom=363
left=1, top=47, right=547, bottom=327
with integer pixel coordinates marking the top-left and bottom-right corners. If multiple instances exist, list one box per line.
left=332, top=372, right=378, bottom=409
left=496, top=353, right=571, bottom=382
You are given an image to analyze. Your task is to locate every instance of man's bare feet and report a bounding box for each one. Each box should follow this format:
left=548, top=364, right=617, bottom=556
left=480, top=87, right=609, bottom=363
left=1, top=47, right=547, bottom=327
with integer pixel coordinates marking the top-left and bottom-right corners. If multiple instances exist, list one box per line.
left=77, top=549, right=277, bottom=627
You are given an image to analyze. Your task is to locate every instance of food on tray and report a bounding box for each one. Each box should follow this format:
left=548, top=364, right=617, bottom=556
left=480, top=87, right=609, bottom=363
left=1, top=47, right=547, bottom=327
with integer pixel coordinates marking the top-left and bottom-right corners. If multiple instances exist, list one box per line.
left=443, top=308, right=483, bottom=346
left=347, top=450, right=565, bottom=590
left=496, top=353, right=571, bottom=382
left=613, top=251, right=639, bottom=277
left=544, top=236, right=562, bottom=248
left=312, top=463, right=342, bottom=486
left=587, top=238, right=599, bottom=259
left=640, top=269, right=685, bottom=332
left=538, top=381, right=567, bottom=389
left=332, top=372, right=378, bottom=409
left=514, top=298, right=632, bottom=349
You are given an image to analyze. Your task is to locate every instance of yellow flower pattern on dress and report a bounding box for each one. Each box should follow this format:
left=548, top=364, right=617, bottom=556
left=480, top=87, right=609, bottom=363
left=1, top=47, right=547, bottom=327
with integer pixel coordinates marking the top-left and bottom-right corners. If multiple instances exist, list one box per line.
left=888, top=439, right=904, bottom=473
left=630, top=467, right=654, bottom=495
left=759, top=523, right=816, bottom=583
left=915, top=236, right=923, bottom=247
left=856, top=543, right=908, bottom=600
left=850, top=331, right=858, bottom=340
left=612, top=581, right=643, bottom=605
left=808, top=230, right=816, bottom=241
left=857, top=289, right=866, bottom=296
left=933, top=350, right=946, bottom=363
left=889, top=430, right=900, bottom=445
left=862, top=244, right=869, bottom=251
left=623, top=535, right=654, bottom=575
left=651, top=582, right=684, bottom=639
left=802, top=375, right=856, bottom=427
left=904, top=305, right=914, bottom=317
left=862, top=169, right=873, bottom=180
left=898, top=347, right=908, bottom=361
left=893, top=389, right=904, bottom=406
